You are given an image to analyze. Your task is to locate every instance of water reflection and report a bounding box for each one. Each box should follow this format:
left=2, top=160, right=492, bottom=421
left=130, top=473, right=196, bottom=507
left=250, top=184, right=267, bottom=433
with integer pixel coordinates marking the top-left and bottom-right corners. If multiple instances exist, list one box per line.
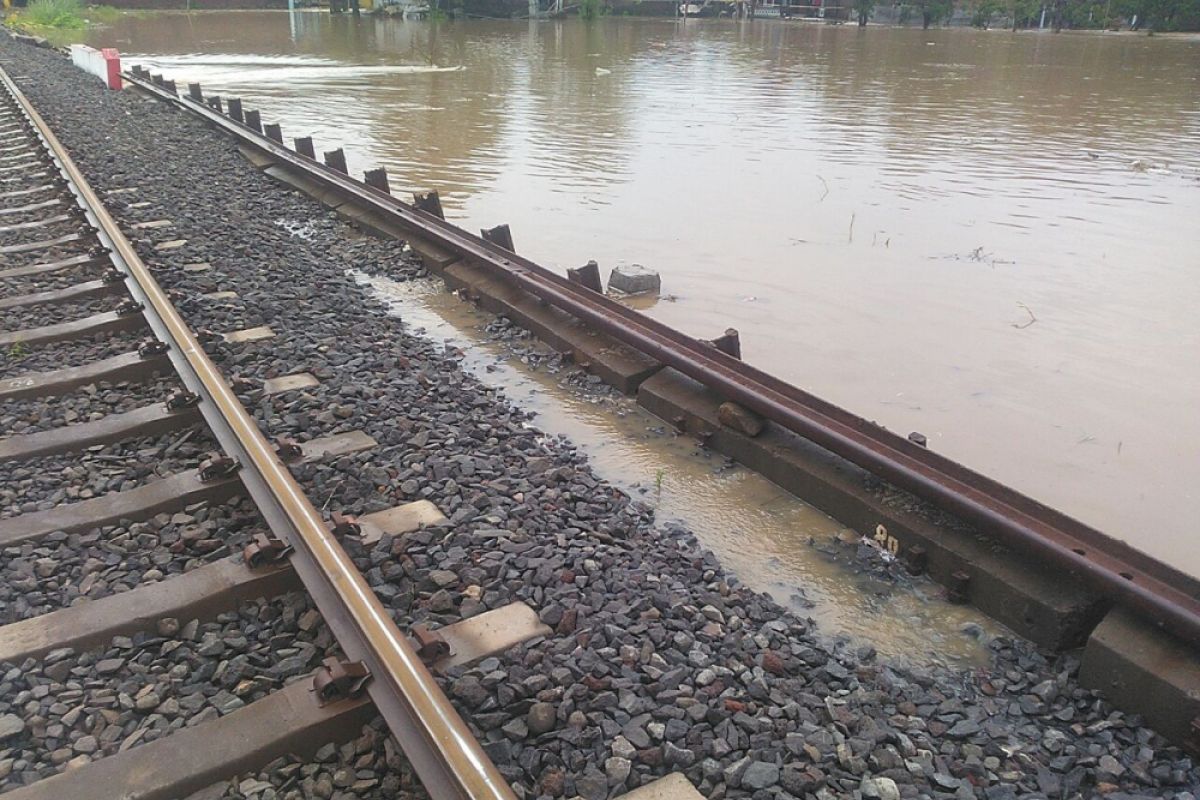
left=90, top=15, right=1200, bottom=574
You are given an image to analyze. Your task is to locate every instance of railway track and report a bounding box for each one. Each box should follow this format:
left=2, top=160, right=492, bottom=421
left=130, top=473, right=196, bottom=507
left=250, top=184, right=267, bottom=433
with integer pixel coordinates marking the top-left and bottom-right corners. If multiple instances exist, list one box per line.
left=2, top=33, right=1199, bottom=799
left=113, top=66, right=1200, bottom=653
left=0, top=62, right=561, bottom=800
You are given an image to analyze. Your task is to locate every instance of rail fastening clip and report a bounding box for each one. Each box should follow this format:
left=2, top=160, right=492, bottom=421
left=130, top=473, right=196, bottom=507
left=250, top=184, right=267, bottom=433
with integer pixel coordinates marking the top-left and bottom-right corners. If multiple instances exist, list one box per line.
left=312, top=658, right=371, bottom=705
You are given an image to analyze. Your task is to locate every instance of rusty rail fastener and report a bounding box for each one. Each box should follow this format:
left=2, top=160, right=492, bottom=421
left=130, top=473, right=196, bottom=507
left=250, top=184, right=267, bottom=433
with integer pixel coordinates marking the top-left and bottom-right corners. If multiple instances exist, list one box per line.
left=312, top=658, right=371, bottom=705
left=904, top=544, right=928, bottom=575
left=324, top=148, right=348, bottom=174
left=567, top=260, right=603, bottom=294
left=411, top=624, right=451, bottom=666
left=165, top=390, right=200, bottom=411
left=275, top=437, right=303, bottom=462
left=198, top=454, right=240, bottom=482
left=194, top=328, right=221, bottom=346
left=138, top=340, right=169, bottom=358
left=1186, top=717, right=1200, bottom=756
left=330, top=513, right=361, bottom=540
left=115, top=299, right=144, bottom=316
left=294, top=137, right=315, bottom=159
left=102, top=268, right=126, bottom=284
left=243, top=532, right=293, bottom=569
left=481, top=224, right=515, bottom=253
left=364, top=167, right=390, bottom=194
left=230, top=375, right=257, bottom=392
left=413, top=190, right=444, bottom=220
left=948, top=570, right=971, bottom=603
left=708, top=328, right=741, bottom=360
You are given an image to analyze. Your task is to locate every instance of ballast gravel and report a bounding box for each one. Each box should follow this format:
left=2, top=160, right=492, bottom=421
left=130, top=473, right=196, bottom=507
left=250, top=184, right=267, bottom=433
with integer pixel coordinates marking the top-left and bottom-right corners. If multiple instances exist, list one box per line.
left=0, top=32, right=1195, bottom=800
left=0, top=294, right=122, bottom=334
left=0, top=240, right=91, bottom=270
left=0, top=592, right=333, bottom=792
left=0, top=496, right=262, bottom=623
left=0, top=427, right=217, bottom=518
left=0, top=260, right=106, bottom=295
left=213, top=719, right=431, bottom=800
left=0, top=328, right=145, bottom=379
left=0, top=374, right=180, bottom=436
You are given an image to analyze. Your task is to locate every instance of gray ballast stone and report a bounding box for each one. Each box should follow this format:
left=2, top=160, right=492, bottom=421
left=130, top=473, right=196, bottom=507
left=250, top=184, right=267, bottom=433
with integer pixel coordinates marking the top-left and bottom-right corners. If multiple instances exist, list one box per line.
left=0, top=715, right=25, bottom=740
left=740, top=761, right=780, bottom=790
left=607, top=263, right=661, bottom=296
left=861, top=776, right=901, bottom=800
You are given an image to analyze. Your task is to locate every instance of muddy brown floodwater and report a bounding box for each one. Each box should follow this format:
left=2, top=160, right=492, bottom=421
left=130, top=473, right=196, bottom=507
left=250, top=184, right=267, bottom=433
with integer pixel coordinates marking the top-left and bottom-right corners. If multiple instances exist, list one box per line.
left=87, top=16, right=1199, bottom=578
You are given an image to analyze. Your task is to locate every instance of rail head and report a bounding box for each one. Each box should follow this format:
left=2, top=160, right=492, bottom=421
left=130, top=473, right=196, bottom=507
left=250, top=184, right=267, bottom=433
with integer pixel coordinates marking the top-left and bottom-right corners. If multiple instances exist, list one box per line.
left=0, top=65, right=515, bottom=800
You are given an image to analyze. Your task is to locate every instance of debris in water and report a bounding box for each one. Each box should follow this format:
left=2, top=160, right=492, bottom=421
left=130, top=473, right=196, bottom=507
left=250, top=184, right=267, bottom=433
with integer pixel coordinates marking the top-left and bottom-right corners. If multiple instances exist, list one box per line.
left=1011, top=302, right=1037, bottom=329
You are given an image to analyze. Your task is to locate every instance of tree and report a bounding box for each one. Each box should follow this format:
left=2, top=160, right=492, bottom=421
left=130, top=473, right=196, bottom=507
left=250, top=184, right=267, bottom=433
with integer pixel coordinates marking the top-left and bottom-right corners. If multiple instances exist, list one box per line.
left=1115, top=0, right=1200, bottom=28
left=914, top=0, right=954, bottom=26
left=969, top=0, right=1003, bottom=25
left=1006, top=0, right=1040, bottom=27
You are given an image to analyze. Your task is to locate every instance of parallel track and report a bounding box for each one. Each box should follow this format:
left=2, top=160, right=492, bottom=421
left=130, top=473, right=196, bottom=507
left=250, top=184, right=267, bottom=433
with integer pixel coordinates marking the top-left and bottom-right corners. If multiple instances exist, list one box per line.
left=120, top=66, right=1200, bottom=647
left=0, top=63, right=514, bottom=800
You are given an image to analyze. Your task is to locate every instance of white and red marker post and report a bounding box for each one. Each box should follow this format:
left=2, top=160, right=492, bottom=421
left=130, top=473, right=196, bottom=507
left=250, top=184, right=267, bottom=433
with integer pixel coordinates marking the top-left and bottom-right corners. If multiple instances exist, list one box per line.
left=69, top=45, right=122, bottom=90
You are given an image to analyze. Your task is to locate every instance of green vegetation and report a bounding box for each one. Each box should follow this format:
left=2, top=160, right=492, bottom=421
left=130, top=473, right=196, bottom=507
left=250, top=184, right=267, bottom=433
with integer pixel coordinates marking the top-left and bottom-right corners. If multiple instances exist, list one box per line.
left=968, top=0, right=1003, bottom=25
left=1004, top=0, right=1041, bottom=28
left=20, top=0, right=86, bottom=29
left=7, top=341, right=27, bottom=361
left=890, top=0, right=1198, bottom=29
left=853, top=0, right=876, bottom=24
left=1104, top=0, right=1198, bottom=29
left=579, top=0, right=606, bottom=20
left=4, top=1, right=150, bottom=45
left=84, top=5, right=130, bottom=23
left=914, top=0, right=955, bottom=27
left=3, top=1, right=147, bottom=34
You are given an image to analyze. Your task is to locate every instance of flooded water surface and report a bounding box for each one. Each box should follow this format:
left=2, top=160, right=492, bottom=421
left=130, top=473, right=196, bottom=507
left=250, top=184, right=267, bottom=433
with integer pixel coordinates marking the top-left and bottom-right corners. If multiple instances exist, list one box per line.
left=87, top=15, right=1200, bottom=575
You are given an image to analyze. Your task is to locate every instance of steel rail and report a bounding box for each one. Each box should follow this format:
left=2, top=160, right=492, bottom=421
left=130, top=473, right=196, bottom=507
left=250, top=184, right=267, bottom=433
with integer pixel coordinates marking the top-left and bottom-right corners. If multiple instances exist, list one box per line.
left=0, top=67, right=516, bottom=800
left=122, top=70, right=1200, bottom=646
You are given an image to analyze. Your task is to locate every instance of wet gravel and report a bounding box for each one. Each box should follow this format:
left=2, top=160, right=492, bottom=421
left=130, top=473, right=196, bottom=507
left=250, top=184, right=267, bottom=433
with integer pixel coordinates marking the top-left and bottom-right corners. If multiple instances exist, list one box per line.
left=0, top=374, right=179, bottom=436
left=212, top=720, right=430, bottom=800
left=0, top=236, right=92, bottom=270
left=0, top=496, right=261, bottom=623
left=0, top=294, right=121, bottom=334
left=0, top=427, right=216, bottom=519
left=1, top=33, right=1196, bottom=800
left=0, top=328, right=145, bottom=379
left=0, top=592, right=334, bottom=792
left=0, top=213, right=80, bottom=249
left=0, top=208, right=71, bottom=239
left=0, top=260, right=107, bottom=295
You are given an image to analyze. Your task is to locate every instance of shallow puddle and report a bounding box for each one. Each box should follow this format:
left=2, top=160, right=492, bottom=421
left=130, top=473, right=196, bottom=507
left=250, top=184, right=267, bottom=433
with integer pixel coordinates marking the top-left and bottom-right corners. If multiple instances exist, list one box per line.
left=353, top=269, right=1003, bottom=668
